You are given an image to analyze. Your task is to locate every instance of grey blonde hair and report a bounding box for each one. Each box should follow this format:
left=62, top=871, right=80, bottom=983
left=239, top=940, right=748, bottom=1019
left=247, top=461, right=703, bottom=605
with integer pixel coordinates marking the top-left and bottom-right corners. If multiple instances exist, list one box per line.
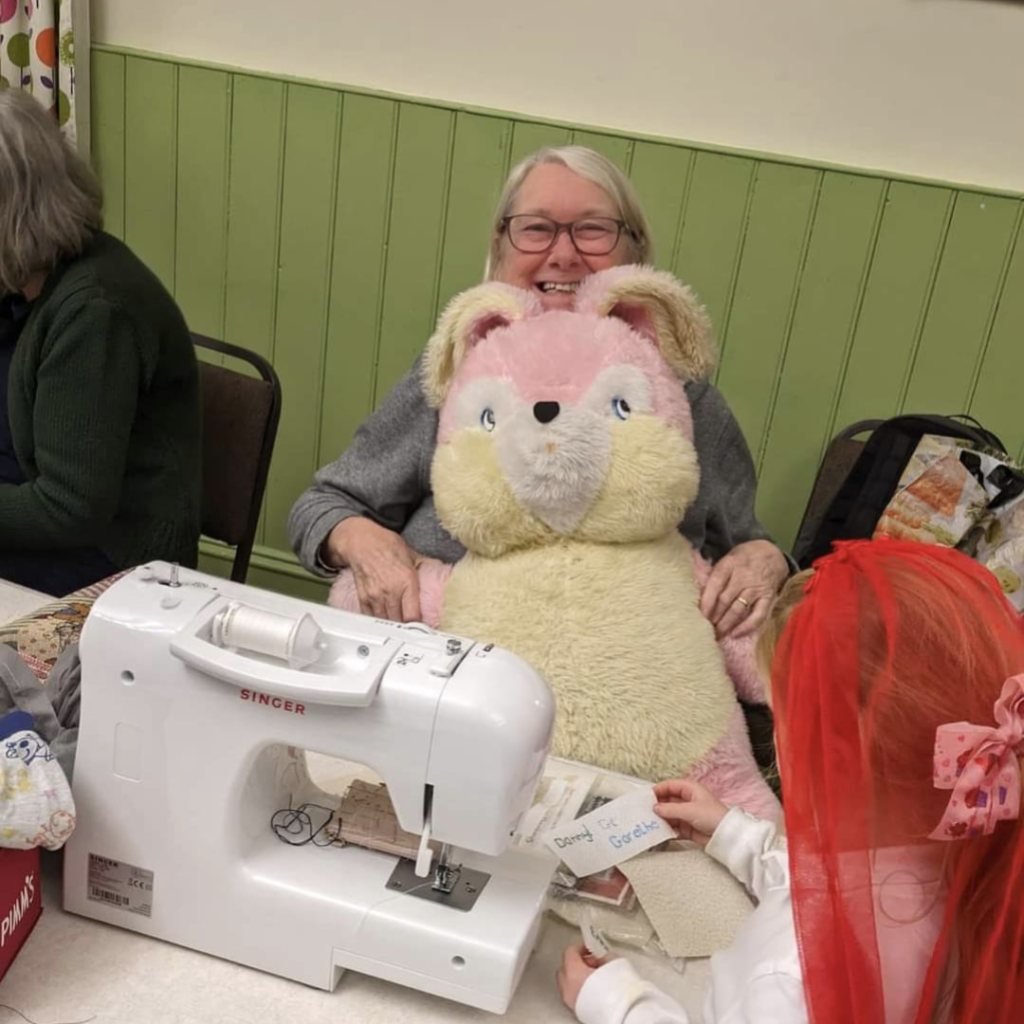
left=0, top=89, right=103, bottom=294
left=485, top=145, right=652, bottom=280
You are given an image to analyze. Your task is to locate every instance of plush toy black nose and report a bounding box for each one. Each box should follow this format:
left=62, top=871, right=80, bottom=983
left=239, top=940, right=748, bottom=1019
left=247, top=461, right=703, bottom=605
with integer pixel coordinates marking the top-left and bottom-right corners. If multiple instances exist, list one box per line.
left=533, top=401, right=560, bottom=424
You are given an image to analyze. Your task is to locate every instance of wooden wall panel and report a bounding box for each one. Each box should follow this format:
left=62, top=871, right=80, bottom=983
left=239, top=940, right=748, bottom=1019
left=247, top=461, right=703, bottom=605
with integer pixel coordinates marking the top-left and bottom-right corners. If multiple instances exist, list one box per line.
left=123, top=58, right=177, bottom=292
left=319, top=93, right=397, bottom=468
left=833, top=182, right=953, bottom=428
left=437, top=113, right=512, bottom=305
left=174, top=67, right=231, bottom=341
left=373, top=103, right=455, bottom=401
left=902, top=193, right=1019, bottom=415
left=755, top=173, right=885, bottom=549
left=672, top=153, right=755, bottom=330
left=90, top=51, right=126, bottom=239
left=223, top=75, right=286, bottom=369
left=628, top=142, right=694, bottom=269
left=263, top=85, right=342, bottom=552
left=715, top=162, right=818, bottom=463
left=90, top=47, right=1022, bottom=589
left=970, top=215, right=1024, bottom=461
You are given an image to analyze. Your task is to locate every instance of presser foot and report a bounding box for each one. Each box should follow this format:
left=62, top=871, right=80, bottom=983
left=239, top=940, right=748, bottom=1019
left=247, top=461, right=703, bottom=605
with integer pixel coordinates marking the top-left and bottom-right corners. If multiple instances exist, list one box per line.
left=386, top=859, right=490, bottom=912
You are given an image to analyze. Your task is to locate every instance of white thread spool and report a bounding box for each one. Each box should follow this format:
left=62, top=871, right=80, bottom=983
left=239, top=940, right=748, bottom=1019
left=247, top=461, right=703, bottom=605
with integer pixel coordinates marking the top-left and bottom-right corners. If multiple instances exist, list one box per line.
left=212, top=603, right=326, bottom=669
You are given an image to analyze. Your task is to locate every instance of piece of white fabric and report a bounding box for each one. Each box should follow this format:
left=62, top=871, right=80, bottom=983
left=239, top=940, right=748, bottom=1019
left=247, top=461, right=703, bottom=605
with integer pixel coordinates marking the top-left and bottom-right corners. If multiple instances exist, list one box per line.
left=619, top=843, right=754, bottom=958
left=0, top=728, right=76, bottom=850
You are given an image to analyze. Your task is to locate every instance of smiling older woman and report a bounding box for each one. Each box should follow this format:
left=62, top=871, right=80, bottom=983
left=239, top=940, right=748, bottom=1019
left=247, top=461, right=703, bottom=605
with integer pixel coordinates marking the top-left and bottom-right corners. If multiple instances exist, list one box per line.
left=0, top=90, right=201, bottom=595
left=288, top=146, right=789, bottom=636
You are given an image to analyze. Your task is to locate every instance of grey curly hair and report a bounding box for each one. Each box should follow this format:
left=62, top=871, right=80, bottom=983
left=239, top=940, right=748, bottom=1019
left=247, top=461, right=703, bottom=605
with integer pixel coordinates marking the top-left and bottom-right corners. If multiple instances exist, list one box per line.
left=0, top=89, right=103, bottom=294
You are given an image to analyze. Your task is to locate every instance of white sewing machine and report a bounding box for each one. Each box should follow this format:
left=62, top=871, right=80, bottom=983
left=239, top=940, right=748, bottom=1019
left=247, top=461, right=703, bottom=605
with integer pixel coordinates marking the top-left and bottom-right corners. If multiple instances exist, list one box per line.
left=63, top=563, right=557, bottom=1013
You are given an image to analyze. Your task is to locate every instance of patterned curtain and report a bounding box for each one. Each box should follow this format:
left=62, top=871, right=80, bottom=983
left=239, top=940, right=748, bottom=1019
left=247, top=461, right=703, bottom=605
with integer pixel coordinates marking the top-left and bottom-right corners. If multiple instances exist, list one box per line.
left=0, top=0, right=82, bottom=145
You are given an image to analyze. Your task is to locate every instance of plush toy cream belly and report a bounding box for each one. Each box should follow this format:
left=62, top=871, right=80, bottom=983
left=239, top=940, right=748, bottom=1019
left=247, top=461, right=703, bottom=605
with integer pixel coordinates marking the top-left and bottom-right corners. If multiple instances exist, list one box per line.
left=440, top=532, right=737, bottom=783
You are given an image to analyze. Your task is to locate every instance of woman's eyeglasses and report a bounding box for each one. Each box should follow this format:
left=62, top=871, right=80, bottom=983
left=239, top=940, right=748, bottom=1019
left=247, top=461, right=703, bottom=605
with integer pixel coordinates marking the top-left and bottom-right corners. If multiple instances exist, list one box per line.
left=500, top=214, right=630, bottom=256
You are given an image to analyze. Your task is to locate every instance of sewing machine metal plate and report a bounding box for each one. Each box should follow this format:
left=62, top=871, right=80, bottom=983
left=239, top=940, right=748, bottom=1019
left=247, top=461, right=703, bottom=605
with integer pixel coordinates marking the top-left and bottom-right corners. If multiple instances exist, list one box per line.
left=386, top=858, right=490, bottom=912
left=62, top=563, right=558, bottom=1014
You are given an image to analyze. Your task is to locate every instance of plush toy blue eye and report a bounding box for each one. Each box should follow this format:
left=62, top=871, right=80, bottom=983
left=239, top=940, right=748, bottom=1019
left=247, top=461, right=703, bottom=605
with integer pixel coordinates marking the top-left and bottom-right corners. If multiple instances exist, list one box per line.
left=480, top=408, right=496, bottom=432
left=611, top=397, right=632, bottom=421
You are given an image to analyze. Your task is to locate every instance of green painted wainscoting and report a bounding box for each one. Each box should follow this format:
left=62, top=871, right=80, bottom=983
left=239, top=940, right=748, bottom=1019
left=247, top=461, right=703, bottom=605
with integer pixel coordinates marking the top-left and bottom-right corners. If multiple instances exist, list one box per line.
left=90, top=45, right=1023, bottom=598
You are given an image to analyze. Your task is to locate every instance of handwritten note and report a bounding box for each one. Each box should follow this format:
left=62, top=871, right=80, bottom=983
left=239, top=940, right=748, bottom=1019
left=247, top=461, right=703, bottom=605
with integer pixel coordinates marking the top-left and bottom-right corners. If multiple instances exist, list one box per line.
left=541, top=786, right=676, bottom=877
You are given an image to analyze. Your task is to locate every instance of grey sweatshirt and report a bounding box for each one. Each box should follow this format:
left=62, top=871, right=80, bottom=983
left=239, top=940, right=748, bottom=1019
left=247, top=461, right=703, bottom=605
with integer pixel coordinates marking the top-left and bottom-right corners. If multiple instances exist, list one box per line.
left=288, top=358, right=777, bottom=576
left=0, top=644, right=80, bottom=782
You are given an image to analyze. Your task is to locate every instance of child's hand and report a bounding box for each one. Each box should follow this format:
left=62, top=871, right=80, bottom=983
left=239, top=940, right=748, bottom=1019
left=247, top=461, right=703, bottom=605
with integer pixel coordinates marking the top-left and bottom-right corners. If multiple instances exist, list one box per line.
left=557, top=944, right=614, bottom=1011
left=653, top=779, right=729, bottom=849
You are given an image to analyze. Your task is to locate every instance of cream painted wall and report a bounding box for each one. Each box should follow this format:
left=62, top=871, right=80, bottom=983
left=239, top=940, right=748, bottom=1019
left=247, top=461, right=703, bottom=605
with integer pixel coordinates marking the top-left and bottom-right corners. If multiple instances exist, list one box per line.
left=91, top=0, right=1024, bottom=192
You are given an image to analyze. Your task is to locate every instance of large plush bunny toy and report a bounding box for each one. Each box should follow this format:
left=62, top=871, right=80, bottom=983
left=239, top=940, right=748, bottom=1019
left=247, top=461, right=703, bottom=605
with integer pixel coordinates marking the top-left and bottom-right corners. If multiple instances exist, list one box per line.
left=332, top=265, right=778, bottom=818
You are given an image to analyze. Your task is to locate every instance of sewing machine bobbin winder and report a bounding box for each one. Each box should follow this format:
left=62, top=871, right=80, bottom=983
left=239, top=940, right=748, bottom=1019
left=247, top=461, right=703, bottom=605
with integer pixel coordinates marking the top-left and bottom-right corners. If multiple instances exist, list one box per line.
left=62, top=563, right=558, bottom=1013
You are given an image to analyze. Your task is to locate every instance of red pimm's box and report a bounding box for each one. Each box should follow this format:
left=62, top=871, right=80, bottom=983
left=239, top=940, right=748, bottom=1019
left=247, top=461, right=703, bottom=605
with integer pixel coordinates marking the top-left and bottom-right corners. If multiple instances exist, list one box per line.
left=0, top=847, right=42, bottom=981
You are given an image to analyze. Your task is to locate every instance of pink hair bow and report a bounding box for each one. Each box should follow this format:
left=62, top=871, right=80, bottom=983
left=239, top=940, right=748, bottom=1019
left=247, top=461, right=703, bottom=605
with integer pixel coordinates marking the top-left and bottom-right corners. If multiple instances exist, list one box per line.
left=930, top=675, right=1024, bottom=841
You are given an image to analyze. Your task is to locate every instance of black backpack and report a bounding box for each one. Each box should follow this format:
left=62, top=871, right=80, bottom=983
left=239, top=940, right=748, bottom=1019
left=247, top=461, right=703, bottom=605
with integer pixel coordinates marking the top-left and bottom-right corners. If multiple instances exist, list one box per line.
left=797, top=414, right=1009, bottom=569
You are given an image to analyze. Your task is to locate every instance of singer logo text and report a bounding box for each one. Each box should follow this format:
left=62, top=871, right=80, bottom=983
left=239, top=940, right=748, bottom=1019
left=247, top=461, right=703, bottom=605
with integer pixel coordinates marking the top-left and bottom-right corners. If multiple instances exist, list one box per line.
left=239, top=689, right=306, bottom=715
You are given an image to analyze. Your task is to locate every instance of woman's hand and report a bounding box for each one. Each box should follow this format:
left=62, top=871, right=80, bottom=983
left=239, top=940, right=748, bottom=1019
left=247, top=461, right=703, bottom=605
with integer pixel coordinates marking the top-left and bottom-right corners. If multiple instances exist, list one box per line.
left=323, top=517, right=424, bottom=622
left=699, top=539, right=789, bottom=639
left=653, top=779, right=729, bottom=849
left=557, top=945, right=614, bottom=1012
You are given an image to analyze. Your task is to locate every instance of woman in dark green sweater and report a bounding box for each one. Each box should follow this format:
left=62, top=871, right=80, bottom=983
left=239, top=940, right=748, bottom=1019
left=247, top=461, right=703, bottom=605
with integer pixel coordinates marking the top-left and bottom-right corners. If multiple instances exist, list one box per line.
left=0, top=90, right=201, bottom=595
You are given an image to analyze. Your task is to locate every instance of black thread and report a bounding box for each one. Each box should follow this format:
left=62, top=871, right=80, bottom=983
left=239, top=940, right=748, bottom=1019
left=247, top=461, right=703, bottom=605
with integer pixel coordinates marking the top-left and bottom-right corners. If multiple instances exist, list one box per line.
left=270, top=799, right=345, bottom=848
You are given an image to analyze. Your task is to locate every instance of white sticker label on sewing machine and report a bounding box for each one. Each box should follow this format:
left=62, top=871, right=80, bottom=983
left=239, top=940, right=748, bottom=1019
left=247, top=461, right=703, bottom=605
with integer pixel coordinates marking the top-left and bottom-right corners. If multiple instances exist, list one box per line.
left=87, top=853, right=154, bottom=917
left=541, top=786, right=675, bottom=877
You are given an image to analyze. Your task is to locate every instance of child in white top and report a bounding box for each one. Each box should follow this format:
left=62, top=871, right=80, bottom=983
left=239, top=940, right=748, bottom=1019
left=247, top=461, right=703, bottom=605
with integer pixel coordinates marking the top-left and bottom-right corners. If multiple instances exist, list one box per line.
left=558, top=540, right=1024, bottom=1024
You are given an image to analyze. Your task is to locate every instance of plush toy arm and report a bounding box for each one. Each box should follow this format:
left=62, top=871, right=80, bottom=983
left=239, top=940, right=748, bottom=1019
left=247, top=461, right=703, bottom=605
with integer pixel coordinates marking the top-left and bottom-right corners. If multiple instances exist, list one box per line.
left=327, top=570, right=361, bottom=613
left=327, top=559, right=452, bottom=630
left=691, top=549, right=766, bottom=705
left=687, top=706, right=781, bottom=821
left=414, top=558, right=453, bottom=629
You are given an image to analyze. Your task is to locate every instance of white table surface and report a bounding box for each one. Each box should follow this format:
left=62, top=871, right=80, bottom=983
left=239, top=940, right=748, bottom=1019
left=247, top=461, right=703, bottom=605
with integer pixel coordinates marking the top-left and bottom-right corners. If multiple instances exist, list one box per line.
left=0, top=579, right=53, bottom=623
left=0, top=851, right=708, bottom=1024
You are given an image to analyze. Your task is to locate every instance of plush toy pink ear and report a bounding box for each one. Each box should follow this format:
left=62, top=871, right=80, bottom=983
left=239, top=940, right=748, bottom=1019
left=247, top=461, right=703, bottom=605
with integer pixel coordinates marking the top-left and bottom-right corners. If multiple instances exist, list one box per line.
left=422, top=282, right=542, bottom=407
left=575, top=265, right=716, bottom=381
